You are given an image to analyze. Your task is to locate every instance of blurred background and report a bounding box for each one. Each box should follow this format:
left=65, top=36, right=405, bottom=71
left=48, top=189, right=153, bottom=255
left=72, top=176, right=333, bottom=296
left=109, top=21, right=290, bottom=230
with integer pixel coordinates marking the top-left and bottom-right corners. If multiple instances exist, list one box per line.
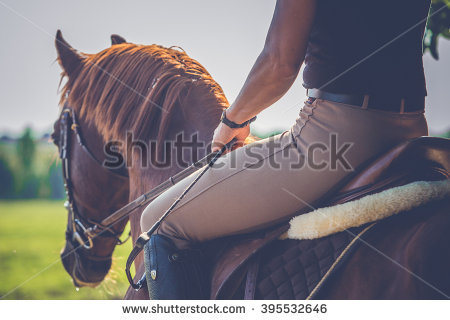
left=0, top=0, right=449, bottom=299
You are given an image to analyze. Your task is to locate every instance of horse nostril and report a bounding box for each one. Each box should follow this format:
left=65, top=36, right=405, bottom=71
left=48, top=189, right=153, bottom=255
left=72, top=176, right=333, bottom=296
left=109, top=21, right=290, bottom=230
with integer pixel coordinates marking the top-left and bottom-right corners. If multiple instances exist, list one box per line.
left=60, top=245, right=88, bottom=288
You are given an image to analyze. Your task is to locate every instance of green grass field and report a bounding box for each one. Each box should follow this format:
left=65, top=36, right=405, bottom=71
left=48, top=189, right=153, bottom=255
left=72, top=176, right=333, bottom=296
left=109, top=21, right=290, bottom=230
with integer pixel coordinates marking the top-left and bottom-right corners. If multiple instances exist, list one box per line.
left=0, top=200, right=132, bottom=299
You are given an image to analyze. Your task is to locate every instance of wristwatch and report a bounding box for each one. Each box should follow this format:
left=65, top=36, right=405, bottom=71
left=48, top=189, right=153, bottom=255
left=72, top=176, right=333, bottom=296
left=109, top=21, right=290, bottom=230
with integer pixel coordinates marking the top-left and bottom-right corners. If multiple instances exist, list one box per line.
left=220, top=110, right=257, bottom=129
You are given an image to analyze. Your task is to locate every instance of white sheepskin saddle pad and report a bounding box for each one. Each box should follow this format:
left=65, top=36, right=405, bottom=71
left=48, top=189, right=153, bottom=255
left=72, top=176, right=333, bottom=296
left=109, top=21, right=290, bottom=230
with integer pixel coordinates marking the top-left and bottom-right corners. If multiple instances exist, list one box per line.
left=284, top=180, right=450, bottom=240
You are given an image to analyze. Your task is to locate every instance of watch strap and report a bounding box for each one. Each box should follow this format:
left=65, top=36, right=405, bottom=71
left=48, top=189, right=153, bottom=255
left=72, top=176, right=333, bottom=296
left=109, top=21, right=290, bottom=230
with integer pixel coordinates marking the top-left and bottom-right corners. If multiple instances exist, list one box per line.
left=220, top=110, right=256, bottom=128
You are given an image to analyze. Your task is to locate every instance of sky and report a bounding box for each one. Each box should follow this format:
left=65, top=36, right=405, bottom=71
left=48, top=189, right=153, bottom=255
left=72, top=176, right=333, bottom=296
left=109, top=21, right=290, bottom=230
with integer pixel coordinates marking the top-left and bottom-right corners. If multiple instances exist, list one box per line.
left=0, top=0, right=449, bottom=136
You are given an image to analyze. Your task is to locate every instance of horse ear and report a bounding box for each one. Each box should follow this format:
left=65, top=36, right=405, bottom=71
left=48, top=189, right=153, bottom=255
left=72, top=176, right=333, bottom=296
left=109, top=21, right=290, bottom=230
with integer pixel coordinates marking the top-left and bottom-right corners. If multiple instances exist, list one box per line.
left=111, top=34, right=126, bottom=45
left=55, top=29, right=84, bottom=77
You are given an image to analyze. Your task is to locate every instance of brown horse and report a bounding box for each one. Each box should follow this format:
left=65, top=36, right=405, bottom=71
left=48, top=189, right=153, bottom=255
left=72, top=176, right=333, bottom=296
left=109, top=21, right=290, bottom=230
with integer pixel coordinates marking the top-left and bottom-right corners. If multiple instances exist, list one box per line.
left=52, top=31, right=450, bottom=300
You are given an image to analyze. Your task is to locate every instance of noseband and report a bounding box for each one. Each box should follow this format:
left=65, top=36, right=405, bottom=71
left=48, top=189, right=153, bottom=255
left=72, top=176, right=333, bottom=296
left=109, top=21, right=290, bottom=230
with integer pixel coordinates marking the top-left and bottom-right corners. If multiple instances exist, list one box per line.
left=58, top=105, right=130, bottom=251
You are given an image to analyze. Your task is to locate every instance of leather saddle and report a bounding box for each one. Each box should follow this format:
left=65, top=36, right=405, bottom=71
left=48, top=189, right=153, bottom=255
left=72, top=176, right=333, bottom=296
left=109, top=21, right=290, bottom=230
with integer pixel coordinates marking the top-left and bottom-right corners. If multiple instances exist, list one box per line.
left=207, top=136, right=450, bottom=299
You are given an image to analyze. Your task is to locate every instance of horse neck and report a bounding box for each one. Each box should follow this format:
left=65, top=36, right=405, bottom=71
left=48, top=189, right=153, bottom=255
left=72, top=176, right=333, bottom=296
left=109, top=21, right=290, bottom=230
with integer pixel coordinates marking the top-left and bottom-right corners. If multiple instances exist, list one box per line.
left=127, top=93, right=223, bottom=244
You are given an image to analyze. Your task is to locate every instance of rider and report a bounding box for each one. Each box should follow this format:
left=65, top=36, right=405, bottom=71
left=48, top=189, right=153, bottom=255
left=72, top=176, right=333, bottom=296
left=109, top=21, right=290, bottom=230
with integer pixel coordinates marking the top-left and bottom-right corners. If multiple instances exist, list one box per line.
left=140, top=0, right=430, bottom=299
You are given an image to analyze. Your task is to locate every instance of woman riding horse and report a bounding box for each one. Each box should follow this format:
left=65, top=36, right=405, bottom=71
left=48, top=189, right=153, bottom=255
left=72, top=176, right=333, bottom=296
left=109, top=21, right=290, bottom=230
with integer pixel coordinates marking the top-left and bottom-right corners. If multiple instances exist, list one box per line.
left=140, top=0, right=431, bottom=299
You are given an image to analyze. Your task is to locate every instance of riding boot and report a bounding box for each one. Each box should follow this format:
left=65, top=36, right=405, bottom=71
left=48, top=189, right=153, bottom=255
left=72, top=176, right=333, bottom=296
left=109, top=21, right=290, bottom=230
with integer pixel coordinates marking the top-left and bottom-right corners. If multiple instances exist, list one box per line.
left=143, top=234, right=208, bottom=300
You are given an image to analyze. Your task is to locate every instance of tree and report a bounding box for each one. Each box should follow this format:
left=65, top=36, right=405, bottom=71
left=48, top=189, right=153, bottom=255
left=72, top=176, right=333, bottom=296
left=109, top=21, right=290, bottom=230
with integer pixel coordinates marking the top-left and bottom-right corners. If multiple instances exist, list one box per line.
left=15, top=127, right=39, bottom=198
left=423, top=0, right=450, bottom=59
left=16, top=127, right=36, bottom=172
left=48, top=162, right=65, bottom=199
left=0, top=156, right=14, bottom=198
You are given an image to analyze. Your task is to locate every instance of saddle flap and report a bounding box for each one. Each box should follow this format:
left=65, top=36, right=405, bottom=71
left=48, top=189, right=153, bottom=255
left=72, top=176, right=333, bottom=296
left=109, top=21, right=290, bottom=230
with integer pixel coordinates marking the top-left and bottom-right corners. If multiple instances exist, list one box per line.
left=210, top=224, right=289, bottom=299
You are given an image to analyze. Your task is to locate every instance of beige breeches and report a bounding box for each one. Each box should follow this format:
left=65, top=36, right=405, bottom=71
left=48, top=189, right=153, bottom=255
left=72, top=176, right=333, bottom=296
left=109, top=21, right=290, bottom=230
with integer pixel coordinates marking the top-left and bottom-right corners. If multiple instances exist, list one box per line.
left=140, top=98, right=428, bottom=249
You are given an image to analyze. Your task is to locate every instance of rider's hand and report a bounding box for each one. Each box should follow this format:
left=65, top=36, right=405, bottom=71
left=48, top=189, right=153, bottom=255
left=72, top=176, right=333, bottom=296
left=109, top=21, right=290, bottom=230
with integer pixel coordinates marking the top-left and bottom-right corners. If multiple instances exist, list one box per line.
left=211, top=122, right=250, bottom=153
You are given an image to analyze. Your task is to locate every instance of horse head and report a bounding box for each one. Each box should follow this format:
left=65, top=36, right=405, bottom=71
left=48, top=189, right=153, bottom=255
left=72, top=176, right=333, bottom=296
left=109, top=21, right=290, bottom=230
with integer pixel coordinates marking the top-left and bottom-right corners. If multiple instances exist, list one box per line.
left=53, top=30, right=132, bottom=287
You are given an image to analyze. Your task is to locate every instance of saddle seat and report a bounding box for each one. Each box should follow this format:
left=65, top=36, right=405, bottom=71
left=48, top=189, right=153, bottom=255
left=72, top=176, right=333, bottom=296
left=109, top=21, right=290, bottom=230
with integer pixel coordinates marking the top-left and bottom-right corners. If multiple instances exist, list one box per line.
left=208, top=136, right=450, bottom=299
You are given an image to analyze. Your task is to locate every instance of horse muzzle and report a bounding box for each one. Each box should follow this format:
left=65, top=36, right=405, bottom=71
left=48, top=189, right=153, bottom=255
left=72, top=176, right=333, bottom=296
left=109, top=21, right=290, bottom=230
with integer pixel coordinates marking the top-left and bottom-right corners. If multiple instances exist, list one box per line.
left=60, top=240, right=110, bottom=288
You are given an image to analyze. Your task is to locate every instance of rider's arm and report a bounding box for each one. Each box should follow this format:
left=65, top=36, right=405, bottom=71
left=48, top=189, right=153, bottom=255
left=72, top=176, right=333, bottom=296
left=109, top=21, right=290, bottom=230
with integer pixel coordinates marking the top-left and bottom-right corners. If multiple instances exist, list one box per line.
left=225, top=0, right=316, bottom=123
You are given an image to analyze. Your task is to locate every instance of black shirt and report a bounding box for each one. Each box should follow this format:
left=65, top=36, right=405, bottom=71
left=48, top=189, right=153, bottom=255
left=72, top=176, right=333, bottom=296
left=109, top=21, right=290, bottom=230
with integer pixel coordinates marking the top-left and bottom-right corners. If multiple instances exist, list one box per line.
left=302, top=0, right=431, bottom=98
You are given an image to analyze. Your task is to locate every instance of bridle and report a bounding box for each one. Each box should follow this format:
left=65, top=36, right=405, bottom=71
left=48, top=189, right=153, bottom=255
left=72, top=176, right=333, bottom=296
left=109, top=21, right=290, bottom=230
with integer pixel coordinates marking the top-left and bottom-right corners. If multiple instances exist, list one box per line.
left=57, top=104, right=130, bottom=251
